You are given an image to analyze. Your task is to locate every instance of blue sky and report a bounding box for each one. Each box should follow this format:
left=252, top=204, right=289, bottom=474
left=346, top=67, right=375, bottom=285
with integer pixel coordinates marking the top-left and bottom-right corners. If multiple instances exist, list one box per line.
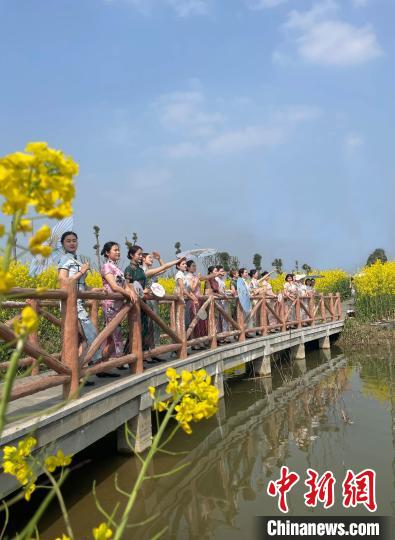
left=1, top=0, right=394, bottom=271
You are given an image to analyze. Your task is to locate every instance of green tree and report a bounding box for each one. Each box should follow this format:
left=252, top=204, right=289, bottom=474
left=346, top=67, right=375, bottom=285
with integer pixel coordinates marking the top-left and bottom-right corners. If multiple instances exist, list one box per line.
left=92, top=225, right=101, bottom=270
left=204, top=252, right=239, bottom=272
left=253, top=253, right=262, bottom=272
left=302, top=263, right=312, bottom=274
left=174, top=241, right=182, bottom=256
left=272, top=258, right=283, bottom=274
left=366, top=248, right=387, bottom=266
left=125, top=232, right=139, bottom=249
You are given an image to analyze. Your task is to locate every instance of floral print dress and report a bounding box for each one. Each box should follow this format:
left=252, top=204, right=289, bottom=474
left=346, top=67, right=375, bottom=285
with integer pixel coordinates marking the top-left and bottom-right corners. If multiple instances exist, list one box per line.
left=101, top=261, right=126, bottom=356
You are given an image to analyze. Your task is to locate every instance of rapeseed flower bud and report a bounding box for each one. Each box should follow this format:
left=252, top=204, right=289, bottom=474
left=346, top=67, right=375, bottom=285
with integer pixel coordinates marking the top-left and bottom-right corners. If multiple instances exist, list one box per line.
left=28, top=225, right=52, bottom=256
left=44, top=449, right=72, bottom=472
left=92, top=523, right=113, bottom=540
left=17, top=219, right=33, bottom=232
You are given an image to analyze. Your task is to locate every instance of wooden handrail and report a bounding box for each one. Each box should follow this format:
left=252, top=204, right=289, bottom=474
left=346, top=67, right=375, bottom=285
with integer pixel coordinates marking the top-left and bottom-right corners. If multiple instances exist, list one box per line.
left=0, top=286, right=343, bottom=403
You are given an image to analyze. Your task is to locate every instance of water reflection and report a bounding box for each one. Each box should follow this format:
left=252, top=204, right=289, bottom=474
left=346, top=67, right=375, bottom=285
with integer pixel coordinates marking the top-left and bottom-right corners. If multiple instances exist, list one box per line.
left=38, top=350, right=394, bottom=540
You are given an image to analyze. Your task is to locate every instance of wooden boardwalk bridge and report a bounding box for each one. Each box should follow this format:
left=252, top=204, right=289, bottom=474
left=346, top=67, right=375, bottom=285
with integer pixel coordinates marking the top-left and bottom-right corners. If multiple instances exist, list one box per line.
left=0, top=283, right=344, bottom=497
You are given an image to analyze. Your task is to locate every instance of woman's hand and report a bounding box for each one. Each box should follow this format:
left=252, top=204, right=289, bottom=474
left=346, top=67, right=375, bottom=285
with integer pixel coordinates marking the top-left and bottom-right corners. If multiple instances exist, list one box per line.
left=129, top=288, right=138, bottom=303
left=80, top=262, right=90, bottom=275
left=152, top=251, right=161, bottom=260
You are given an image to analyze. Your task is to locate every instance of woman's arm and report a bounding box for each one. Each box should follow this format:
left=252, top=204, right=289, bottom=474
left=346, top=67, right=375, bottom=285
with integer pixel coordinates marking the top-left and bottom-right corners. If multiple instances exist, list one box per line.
left=58, top=263, right=90, bottom=288
left=104, top=273, right=135, bottom=301
left=145, top=257, right=185, bottom=277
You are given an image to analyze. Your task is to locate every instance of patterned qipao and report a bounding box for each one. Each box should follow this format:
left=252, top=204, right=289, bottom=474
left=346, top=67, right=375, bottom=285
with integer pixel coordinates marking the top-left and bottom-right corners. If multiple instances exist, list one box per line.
left=101, top=261, right=126, bottom=356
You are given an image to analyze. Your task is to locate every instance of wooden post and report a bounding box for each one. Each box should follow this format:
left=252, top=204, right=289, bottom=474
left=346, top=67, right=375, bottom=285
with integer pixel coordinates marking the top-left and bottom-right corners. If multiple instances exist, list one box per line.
left=260, top=293, right=268, bottom=335
left=28, top=299, right=40, bottom=376
left=90, top=300, right=99, bottom=331
left=176, top=297, right=187, bottom=359
left=320, top=294, right=326, bottom=323
left=236, top=299, right=246, bottom=342
left=309, top=295, right=316, bottom=326
left=208, top=295, right=217, bottom=350
left=280, top=298, right=286, bottom=333
left=61, top=280, right=80, bottom=399
left=170, top=301, right=176, bottom=331
left=336, top=292, right=342, bottom=320
left=296, top=297, right=302, bottom=328
left=329, top=294, right=335, bottom=321
left=129, top=300, right=143, bottom=374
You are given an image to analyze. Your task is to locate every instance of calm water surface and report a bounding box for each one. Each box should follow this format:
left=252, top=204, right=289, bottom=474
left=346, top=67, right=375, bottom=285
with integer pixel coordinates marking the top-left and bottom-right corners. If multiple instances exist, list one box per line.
left=35, top=347, right=395, bottom=539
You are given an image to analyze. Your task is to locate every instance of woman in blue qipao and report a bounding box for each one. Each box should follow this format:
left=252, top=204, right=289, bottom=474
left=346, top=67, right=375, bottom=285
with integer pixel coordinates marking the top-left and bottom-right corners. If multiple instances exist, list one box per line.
left=58, top=231, right=118, bottom=378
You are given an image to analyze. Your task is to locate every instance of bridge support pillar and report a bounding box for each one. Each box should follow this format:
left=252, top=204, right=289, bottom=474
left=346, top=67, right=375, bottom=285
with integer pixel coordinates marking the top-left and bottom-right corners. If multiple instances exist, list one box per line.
left=295, top=358, right=307, bottom=374
left=214, top=361, right=225, bottom=398
left=216, top=398, right=226, bottom=424
left=253, top=355, right=271, bottom=377
left=320, top=348, right=332, bottom=362
left=117, top=408, right=152, bottom=454
left=293, top=343, right=306, bottom=359
left=262, top=374, right=273, bottom=396
left=319, top=336, right=331, bottom=349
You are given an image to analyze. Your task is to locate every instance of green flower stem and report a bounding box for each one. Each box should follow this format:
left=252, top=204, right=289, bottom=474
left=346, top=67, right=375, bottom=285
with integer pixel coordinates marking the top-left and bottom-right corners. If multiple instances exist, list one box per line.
left=0, top=336, right=25, bottom=435
left=2, top=210, right=22, bottom=272
left=18, top=470, right=69, bottom=540
left=45, top=468, right=74, bottom=540
left=112, top=401, right=178, bottom=540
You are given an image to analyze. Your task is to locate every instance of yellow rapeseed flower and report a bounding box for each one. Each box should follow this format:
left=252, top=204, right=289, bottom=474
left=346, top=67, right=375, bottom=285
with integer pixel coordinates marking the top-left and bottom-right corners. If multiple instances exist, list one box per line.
left=0, top=270, right=15, bottom=293
left=0, top=224, right=5, bottom=237
left=92, top=523, right=113, bottom=540
left=2, top=436, right=37, bottom=501
left=54, top=534, right=71, bottom=540
left=13, top=306, right=39, bottom=337
left=152, top=368, right=219, bottom=435
left=0, top=142, right=77, bottom=218
left=44, top=449, right=72, bottom=473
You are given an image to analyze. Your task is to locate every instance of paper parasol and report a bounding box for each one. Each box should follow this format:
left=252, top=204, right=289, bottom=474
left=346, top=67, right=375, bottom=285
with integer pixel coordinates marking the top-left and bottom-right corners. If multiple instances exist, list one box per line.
left=237, top=278, right=251, bottom=313
left=29, top=217, right=74, bottom=277
left=178, top=248, right=217, bottom=259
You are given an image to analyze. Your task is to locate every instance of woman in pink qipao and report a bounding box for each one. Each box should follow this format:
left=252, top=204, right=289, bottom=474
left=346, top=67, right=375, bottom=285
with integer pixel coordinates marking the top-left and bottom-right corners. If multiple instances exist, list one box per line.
left=101, top=242, right=137, bottom=357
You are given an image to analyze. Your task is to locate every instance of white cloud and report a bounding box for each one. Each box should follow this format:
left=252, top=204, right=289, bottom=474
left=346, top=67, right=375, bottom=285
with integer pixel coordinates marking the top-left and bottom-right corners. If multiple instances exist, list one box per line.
left=280, top=1, right=383, bottom=66
left=158, top=85, right=321, bottom=157
left=167, top=0, right=209, bottom=17
left=156, top=89, right=224, bottom=136
left=163, top=141, right=202, bottom=158
left=207, top=125, right=285, bottom=154
left=104, top=0, right=209, bottom=17
left=246, top=0, right=287, bottom=9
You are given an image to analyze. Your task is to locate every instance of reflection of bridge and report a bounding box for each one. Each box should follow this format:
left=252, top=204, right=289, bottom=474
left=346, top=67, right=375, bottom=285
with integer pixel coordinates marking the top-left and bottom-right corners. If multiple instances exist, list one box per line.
left=136, top=354, right=348, bottom=539
left=0, top=284, right=343, bottom=497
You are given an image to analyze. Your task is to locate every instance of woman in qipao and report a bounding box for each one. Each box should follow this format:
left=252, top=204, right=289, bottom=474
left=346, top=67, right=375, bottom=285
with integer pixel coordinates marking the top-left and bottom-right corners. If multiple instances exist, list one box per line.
left=100, top=241, right=137, bottom=362
left=58, top=231, right=105, bottom=379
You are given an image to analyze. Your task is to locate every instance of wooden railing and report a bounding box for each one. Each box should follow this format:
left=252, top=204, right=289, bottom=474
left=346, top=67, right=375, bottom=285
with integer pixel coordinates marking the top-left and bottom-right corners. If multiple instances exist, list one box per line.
left=0, top=281, right=343, bottom=402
